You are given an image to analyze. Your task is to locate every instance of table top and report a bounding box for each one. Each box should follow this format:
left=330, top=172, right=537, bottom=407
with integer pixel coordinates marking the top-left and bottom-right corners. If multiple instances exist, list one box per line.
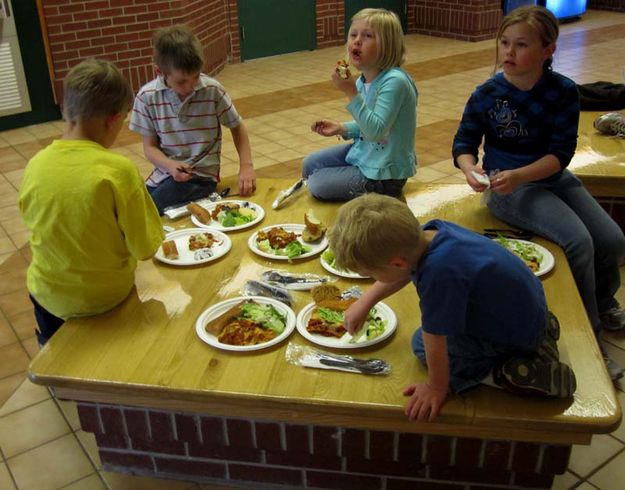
left=29, top=178, right=621, bottom=444
left=571, top=111, right=625, bottom=196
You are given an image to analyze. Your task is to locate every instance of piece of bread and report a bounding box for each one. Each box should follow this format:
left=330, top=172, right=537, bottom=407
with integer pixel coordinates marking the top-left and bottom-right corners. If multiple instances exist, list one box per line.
left=302, top=209, right=327, bottom=242
left=187, top=202, right=211, bottom=224
left=204, top=303, right=243, bottom=336
left=317, top=297, right=357, bottom=311
left=336, top=60, right=350, bottom=79
left=311, top=284, right=341, bottom=304
left=161, top=240, right=179, bottom=260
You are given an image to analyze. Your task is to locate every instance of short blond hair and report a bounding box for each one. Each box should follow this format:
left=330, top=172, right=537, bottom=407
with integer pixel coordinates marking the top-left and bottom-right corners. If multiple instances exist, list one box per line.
left=153, top=24, right=204, bottom=74
left=349, top=8, right=405, bottom=70
left=63, top=59, right=133, bottom=123
left=328, top=194, right=422, bottom=272
left=494, top=6, right=558, bottom=74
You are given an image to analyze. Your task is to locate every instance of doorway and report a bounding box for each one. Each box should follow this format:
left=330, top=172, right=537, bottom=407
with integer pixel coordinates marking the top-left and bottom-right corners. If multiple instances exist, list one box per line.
left=237, top=0, right=316, bottom=61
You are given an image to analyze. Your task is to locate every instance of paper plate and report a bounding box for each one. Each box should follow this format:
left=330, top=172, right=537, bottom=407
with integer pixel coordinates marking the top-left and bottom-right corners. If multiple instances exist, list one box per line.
left=190, top=200, right=265, bottom=232
left=195, top=296, right=296, bottom=352
left=155, top=228, right=231, bottom=266
left=248, top=224, right=328, bottom=261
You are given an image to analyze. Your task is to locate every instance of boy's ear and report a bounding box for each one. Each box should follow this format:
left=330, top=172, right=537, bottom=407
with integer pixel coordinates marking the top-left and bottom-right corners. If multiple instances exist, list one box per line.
left=154, top=65, right=162, bottom=77
left=104, top=112, right=124, bottom=129
left=388, top=256, right=409, bottom=269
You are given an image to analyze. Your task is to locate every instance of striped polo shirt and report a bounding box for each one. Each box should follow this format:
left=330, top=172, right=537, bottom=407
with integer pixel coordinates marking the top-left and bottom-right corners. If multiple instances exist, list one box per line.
left=129, top=74, right=241, bottom=186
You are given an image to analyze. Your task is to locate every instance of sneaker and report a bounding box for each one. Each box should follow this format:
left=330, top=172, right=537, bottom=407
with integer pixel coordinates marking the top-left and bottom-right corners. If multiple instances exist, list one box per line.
left=603, top=354, right=625, bottom=381
left=593, top=112, right=625, bottom=137
left=600, top=307, right=625, bottom=331
left=536, top=311, right=560, bottom=362
left=492, top=357, right=577, bottom=398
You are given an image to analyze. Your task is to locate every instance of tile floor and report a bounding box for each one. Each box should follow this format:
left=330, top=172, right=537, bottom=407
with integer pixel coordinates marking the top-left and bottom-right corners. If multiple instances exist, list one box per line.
left=1, top=8, right=625, bottom=489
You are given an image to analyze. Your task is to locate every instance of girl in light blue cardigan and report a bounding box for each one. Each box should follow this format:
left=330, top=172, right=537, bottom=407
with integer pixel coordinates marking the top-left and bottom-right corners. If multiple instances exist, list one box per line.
left=302, top=8, right=417, bottom=201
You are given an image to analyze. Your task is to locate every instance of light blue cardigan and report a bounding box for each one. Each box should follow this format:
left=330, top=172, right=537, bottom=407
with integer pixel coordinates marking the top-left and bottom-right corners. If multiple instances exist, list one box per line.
left=343, top=67, right=418, bottom=180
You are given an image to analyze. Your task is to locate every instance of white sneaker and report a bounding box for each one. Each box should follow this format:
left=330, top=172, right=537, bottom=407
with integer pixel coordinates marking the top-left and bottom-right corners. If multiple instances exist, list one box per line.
left=594, top=112, right=625, bottom=137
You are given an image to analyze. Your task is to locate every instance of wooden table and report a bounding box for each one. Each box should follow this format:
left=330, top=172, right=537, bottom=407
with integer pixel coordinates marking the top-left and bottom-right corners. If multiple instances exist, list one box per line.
left=28, top=178, right=621, bottom=489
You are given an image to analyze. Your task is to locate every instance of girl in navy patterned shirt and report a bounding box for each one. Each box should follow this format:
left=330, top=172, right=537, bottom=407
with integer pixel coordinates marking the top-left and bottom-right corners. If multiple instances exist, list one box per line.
left=453, top=6, right=625, bottom=380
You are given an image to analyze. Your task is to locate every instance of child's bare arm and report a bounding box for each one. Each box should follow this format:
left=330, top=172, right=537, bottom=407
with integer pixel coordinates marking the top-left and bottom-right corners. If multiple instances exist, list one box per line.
left=142, top=135, right=193, bottom=182
left=344, top=278, right=410, bottom=334
left=229, top=122, right=256, bottom=196
left=403, top=332, right=449, bottom=422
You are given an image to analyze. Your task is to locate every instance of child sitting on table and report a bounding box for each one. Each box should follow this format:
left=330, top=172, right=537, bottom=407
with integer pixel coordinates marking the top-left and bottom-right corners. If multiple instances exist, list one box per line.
left=18, top=59, right=164, bottom=345
left=130, top=24, right=256, bottom=214
left=302, top=8, right=417, bottom=201
left=328, top=193, right=576, bottom=422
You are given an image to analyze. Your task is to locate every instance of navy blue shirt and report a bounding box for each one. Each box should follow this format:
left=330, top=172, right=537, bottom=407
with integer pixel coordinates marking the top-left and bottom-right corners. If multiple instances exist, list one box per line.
left=452, top=70, right=579, bottom=182
left=410, top=220, right=546, bottom=348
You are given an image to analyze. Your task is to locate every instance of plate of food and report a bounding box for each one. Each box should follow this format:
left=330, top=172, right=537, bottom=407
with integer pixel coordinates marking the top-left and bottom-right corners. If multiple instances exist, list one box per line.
left=195, top=296, right=296, bottom=351
left=295, top=285, right=396, bottom=349
left=248, top=224, right=328, bottom=261
left=189, top=200, right=264, bottom=231
left=320, top=249, right=370, bottom=279
left=155, top=228, right=231, bottom=266
left=492, top=236, right=554, bottom=277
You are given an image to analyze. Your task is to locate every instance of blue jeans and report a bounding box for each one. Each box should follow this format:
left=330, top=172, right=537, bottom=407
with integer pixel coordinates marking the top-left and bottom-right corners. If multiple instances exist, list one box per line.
left=29, top=294, right=64, bottom=346
left=487, top=170, right=625, bottom=331
left=301, top=144, right=406, bottom=201
left=148, top=177, right=217, bottom=215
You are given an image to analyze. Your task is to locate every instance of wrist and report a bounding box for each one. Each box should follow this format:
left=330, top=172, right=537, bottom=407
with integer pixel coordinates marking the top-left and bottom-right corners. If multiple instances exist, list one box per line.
left=240, top=161, right=253, bottom=169
left=425, top=381, right=448, bottom=393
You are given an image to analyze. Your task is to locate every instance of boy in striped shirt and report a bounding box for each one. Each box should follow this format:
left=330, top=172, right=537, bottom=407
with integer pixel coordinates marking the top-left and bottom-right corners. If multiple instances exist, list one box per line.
left=130, top=25, right=256, bottom=214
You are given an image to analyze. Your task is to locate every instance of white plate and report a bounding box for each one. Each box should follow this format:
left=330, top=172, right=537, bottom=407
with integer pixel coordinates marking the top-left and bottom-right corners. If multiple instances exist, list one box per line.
left=195, top=296, right=296, bottom=352
left=248, top=224, right=328, bottom=261
left=155, top=228, right=231, bottom=266
left=320, top=252, right=369, bottom=279
left=296, top=301, right=397, bottom=349
left=190, top=200, right=265, bottom=232
left=495, top=238, right=555, bottom=277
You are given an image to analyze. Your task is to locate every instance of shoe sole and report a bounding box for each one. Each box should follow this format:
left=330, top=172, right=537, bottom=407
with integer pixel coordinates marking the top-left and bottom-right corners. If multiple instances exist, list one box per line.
left=497, top=358, right=576, bottom=398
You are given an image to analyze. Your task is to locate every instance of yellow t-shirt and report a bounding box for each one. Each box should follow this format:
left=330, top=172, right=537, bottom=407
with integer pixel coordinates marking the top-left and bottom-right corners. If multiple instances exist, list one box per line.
left=18, top=139, right=164, bottom=319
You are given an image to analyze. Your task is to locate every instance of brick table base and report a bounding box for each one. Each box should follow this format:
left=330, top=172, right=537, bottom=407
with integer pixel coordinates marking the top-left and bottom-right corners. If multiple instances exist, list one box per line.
left=76, top=401, right=571, bottom=489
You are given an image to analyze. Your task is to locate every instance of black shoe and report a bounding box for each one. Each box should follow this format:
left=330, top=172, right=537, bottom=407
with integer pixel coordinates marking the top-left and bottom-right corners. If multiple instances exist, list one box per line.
left=493, top=357, right=576, bottom=398
left=600, top=307, right=625, bottom=332
left=536, top=311, right=560, bottom=362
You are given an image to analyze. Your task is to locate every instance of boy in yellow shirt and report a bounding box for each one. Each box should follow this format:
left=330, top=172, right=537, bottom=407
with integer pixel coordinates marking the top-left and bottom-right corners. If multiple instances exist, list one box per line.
left=19, top=59, right=164, bottom=345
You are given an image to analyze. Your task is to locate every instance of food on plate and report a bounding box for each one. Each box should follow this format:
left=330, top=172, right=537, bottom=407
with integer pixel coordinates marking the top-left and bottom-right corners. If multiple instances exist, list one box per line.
left=211, top=202, right=256, bottom=227
left=256, top=226, right=311, bottom=259
left=336, top=59, right=350, bottom=79
left=204, top=300, right=287, bottom=346
left=161, top=240, right=179, bottom=260
left=494, top=236, right=543, bottom=272
left=189, top=232, right=216, bottom=251
left=187, top=202, right=211, bottom=224
left=321, top=248, right=362, bottom=275
left=306, top=285, right=386, bottom=341
left=302, top=209, right=327, bottom=242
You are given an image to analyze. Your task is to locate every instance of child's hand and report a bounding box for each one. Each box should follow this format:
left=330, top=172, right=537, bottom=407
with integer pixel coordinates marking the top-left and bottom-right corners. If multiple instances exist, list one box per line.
left=238, top=164, right=256, bottom=196
left=331, top=70, right=358, bottom=98
left=170, top=162, right=194, bottom=182
left=311, top=119, right=343, bottom=137
left=465, top=168, right=490, bottom=192
left=343, top=299, right=371, bottom=334
left=403, top=382, right=448, bottom=422
left=489, top=170, right=520, bottom=195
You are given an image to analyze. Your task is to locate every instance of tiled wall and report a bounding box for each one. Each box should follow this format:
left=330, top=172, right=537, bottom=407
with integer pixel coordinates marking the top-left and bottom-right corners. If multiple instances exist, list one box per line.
left=77, top=401, right=572, bottom=489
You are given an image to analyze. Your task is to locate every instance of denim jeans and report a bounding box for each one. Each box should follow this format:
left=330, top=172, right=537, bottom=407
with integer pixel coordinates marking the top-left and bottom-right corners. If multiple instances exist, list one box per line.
left=29, top=294, right=64, bottom=346
left=487, top=170, right=625, bottom=331
left=301, top=144, right=406, bottom=201
left=148, top=177, right=217, bottom=215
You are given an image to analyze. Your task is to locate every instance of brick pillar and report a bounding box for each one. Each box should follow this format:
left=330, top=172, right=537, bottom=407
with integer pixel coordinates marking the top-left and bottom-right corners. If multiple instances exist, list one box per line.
left=77, top=401, right=572, bottom=489
left=588, top=0, right=625, bottom=12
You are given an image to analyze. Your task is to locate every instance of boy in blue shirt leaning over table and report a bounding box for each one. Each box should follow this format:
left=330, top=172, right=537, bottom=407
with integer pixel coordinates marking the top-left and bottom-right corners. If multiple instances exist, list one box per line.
left=328, top=193, right=576, bottom=422
left=19, top=59, right=164, bottom=345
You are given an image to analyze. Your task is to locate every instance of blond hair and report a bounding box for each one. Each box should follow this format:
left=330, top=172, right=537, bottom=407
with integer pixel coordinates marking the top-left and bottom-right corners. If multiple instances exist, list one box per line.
left=153, top=24, right=204, bottom=74
left=328, top=194, right=422, bottom=272
left=63, top=59, right=133, bottom=123
left=494, top=5, right=559, bottom=74
left=349, top=8, right=405, bottom=70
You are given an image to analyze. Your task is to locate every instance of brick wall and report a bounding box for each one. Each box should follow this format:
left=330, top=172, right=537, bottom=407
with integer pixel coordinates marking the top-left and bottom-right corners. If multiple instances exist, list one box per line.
left=77, top=401, right=571, bottom=489
left=413, top=0, right=502, bottom=42
left=316, top=0, right=344, bottom=49
left=588, top=0, right=625, bottom=12
left=40, top=0, right=231, bottom=101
